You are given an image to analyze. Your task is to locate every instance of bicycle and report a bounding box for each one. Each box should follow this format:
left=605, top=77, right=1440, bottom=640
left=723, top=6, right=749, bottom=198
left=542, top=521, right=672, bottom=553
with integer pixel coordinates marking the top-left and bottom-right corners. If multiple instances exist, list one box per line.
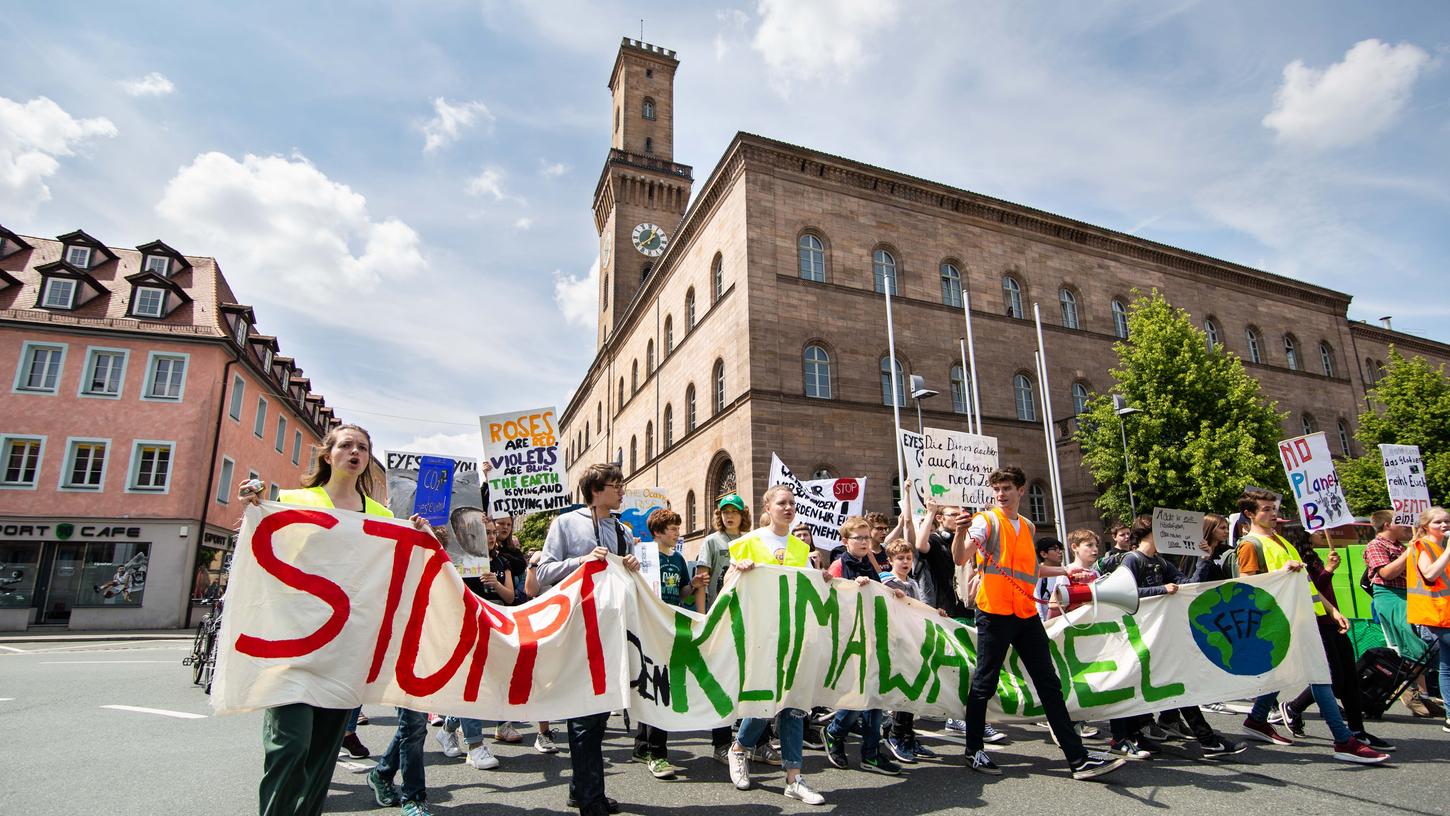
left=183, top=596, right=223, bottom=691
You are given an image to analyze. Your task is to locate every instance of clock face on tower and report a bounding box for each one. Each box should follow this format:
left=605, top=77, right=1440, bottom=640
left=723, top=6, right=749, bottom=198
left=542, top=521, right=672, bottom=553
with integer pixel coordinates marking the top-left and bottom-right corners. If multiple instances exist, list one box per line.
left=631, top=223, right=669, bottom=257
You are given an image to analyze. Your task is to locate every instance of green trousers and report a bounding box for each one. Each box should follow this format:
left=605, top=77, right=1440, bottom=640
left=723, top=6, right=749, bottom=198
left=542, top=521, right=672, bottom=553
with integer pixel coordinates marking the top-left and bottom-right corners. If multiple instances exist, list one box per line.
left=259, top=703, right=351, bottom=816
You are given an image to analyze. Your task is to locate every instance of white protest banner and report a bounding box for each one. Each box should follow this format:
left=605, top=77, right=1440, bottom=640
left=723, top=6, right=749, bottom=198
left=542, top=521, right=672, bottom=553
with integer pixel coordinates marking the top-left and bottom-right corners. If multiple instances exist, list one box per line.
left=479, top=406, right=569, bottom=518
left=899, top=430, right=928, bottom=518
left=1278, top=432, right=1353, bottom=531
left=767, top=454, right=865, bottom=550
left=921, top=427, right=998, bottom=510
left=1381, top=444, right=1432, bottom=527
left=1153, top=507, right=1205, bottom=557
left=214, top=503, right=1330, bottom=728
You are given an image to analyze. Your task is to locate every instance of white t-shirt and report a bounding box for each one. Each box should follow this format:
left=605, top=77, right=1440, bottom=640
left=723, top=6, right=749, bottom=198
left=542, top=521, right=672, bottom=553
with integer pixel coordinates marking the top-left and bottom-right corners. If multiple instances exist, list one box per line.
left=967, top=511, right=1026, bottom=544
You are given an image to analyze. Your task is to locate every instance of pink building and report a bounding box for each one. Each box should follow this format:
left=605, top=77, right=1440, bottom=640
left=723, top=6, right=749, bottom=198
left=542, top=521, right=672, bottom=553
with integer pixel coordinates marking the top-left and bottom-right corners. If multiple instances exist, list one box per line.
left=0, top=225, right=339, bottom=630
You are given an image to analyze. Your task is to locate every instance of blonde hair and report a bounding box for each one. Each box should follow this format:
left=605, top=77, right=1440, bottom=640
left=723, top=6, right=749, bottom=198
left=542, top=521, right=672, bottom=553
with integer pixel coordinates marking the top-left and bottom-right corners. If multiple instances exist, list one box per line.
left=761, top=483, right=794, bottom=509
left=839, top=515, right=870, bottom=543
left=1415, top=506, right=1449, bottom=539
left=1067, top=528, right=1100, bottom=550
left=301, top=424, right=379, bottom=501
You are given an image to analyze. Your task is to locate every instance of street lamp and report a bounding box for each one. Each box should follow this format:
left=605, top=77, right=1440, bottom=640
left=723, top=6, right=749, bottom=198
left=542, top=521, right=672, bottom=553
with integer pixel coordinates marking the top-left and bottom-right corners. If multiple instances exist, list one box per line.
left=909, top=375, right=939, bottom=435
left=1113, top=395, right=1143, bottom=516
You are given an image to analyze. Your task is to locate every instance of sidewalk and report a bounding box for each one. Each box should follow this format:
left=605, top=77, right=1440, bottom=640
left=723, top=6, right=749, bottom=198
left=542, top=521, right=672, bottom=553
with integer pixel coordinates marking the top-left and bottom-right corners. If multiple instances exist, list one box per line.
left=0, top=628, right=191, bottom=644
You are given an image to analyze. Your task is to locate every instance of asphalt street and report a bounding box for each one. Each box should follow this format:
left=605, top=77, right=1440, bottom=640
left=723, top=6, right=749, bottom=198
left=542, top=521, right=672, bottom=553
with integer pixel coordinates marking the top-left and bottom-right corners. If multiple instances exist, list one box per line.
left=2, top=636, right=1449, bottom=815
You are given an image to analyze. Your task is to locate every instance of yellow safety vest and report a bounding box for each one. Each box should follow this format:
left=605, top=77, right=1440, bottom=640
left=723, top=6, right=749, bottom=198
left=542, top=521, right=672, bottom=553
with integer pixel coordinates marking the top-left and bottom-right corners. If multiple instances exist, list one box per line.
left=729, top=528, right=810, bottom=567
left=278, top=486, right=393, bottom=518
left=1242, top=531, right=1324, bottom=615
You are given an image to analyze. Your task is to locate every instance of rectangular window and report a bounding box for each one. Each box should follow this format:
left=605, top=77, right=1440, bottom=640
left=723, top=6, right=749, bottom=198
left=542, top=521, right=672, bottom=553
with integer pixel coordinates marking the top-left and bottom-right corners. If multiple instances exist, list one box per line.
left=216, top=457, right=235, bottom=503
left=0, top=542, right=41, bottom=608
left=81, top=348, right=127, bottom=397
left=254, top=397, right=268, bottom=437
left=132, top=287, right=166, bottom=318
left=1, top=436, right=44, bottom=487
left=144, top=353, right=187, bottom=401
left=15, top=343, right=67, bottom=393
left=61, top=439, right=108, bottom=490
left=228, top=375, right=245, bottom=420
left=292, top=430, right=302, bottom=465
left=42, top=278, right=77, bottom=309
left=128, top=441, right=173, bottom=492
left=77, top=542, right=150, bottom=607
left=144, top=255, right=170, bottom=276
left=65, top=245, right=91, bottom=268
left=234, top=318, right=248, bottom=345
left=274, top=416, right=286, bottom=453
left=268, top=483, right=280, bottom=501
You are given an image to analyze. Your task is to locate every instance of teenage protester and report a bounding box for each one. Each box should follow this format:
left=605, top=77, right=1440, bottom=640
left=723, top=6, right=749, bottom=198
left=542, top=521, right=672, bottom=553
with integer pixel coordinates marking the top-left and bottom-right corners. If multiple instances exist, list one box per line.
left=631, top=509, right=701, bottom=780
left=952, top=466, right=1124, bottom=781
left=700, top=493, right=747, bottom=762
left=1233, top=488, right=1388, bottom=764
left=1406, top=506, right=1450, bottom=734
left=1190, top=513, right=1235, bottom=583
left=1364, top=510, right=1441, bottom=718
left=726, top=485, right=826, bottom=805
left=1096, top=522, right=1133, bottom=574
left=863, top=512, right=892, bottom=572
left=1038, top=530, right=1102, bottom=742
left=1033, top=538, right=1066, bottom=620
left=534, top=463, right=643, bottom=816
left=434, top=507, right=506, bottom=771
left=240, top=424, right=436, bottom=816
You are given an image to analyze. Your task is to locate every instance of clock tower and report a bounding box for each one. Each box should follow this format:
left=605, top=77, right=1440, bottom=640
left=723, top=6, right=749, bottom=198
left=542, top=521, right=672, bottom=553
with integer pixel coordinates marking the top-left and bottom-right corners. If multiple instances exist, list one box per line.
left=592, top=38, right=694, bottom=348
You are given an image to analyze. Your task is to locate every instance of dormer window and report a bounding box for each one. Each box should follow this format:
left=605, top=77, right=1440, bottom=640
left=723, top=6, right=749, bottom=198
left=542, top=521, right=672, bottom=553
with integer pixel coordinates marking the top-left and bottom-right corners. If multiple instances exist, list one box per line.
left=144, top=255, right=171, bottom=276
left=66, top=245, right=92, bottom=268
left=234, top=318, right=249, bottom=345
left=280, top=369, right=290, bottom=390
left=261, top=348, right=272, bottom=370
left=132, top=286, right=167, bottom=318
left=42, top=278, right=77, bottom=309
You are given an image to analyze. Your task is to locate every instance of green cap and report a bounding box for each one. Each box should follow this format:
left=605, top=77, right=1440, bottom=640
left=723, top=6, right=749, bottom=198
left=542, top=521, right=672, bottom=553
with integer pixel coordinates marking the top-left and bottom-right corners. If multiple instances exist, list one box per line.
left=717, top=493, right=747, bottom=512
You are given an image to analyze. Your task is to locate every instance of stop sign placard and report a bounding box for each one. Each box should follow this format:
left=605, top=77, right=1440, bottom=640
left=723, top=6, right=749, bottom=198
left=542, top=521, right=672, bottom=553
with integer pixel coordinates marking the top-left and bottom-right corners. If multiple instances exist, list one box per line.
left=832, top=479, right=860, bottom=502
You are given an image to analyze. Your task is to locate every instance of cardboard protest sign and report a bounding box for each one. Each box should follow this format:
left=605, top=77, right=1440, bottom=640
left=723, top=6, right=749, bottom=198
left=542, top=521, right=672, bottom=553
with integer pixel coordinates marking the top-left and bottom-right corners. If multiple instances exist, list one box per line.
left=446, top=505, right=491, bottom=580
left=767, top=454, right=865, bottom=550
left=1152, top=507, right=1205, bottom=557
left=621, top=488, right=670, bottom=543
left=1381, top=444, right=1431, bottom=527
left=899, top=430, right=928, bottom=518
left=384, top=451, right=483, bottom=532
left=921, top=427, right=998, bottom=510
left=1278, top=432, right=1352, bottom=531
left=412, top=456, right=455, bottom=526
left=479, top=406, right=569, bottom=518
left=214, top=503, right=1331, bottom=727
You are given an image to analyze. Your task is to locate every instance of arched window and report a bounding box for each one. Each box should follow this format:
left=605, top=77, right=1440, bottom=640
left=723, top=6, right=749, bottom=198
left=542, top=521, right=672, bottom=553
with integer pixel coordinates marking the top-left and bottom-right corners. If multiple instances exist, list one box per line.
left=686, top=384, right=697, bottom=432
left=663, top=315, right=674, bottom=354
left=711, top=253, right=725, bottom=303
left=950, top=365, right=969, bottom=413
left=644, top=137, right=653, bottom=154
left=1027, top=483, right=1048, bottom=524
left=1301, top=413, right=1317, bottom=436
left=1059, top=288, right=1079, bottom=329
left=631, top=360, right=638, bottom=393
left=1111, top=299, right=1129, bottom=339
left=941, top=263, right=962, bottom=307
left=709, top=454, right=738, bottom=500
left=618, top=377, right=625, bottom=406
left=1246, top=328, right=1264, bottom=364
left=873, top=249, right=898, bottom=295
left=1014, top=373, right=1036, bottom=421
left=585, top=423, right=590, bottom=448
left=1320, top=342, right=1335, bottom=377
left=1072, top=382, right=1090, bottom=415
left=596, top=403, right=602, bottom=433
left=812, top=466, right=833, bottom=480
left=880, top=357, right=906, bottom=407
left=629, top=436, right=637, bottom=473
left=662, top=404, right=673, bottom=449
left=798, top=233, right=825, bottom=282
left=1003, top=275, right=1023, bottom=318
left=645, top=422, right=654, bottom=461
left=804, top=345, right=832, bottom=399
left=602, top=271, right=608, bottom=309
left=646, top=340, right=655, bottom=374
left=1284, top=334, right=1300, bottom=371
left=642, top=97, right=656, bottom=120
left=712, top=359, right=726, bottom=414
left=1337, top=420, right=1352, bottom=455
left=685, top=288, right=696, bottom=329
left=616, top=446, right=623, bottom=466
left=686, top=490, right=697, bottom=532
left=1365, top=357, right=1377, bottom=385
left=1204, top=318, right=1220, bottom=350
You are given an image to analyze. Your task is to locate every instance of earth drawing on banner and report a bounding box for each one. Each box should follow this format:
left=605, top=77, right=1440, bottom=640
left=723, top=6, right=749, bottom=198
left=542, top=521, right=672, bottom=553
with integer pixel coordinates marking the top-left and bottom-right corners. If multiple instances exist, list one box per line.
left=1188, top=581, right=1291, bottom=676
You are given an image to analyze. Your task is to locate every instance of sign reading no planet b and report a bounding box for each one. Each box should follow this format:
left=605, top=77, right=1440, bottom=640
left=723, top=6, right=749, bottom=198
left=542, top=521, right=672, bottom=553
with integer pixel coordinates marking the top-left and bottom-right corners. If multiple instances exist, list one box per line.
left=1381, top=444, right=1431, bottom=527
left=1278, top=432, right=1352, bottom=531
left=921, top=428, right=998, bottom=510
left=1152, top=507, right=1205, bottom=557
left=480, top=406, right=569, bottom=518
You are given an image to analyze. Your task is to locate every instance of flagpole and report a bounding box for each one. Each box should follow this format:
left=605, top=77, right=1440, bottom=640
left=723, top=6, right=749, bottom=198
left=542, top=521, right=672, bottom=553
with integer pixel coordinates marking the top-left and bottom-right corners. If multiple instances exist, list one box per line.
left=959, top=337, right=973, bottom=433
left=963, top=290, right=982, bottom=435
left=885, top=281, right=907, bottom=508
left=1032, top=304, right=1068, bottom=541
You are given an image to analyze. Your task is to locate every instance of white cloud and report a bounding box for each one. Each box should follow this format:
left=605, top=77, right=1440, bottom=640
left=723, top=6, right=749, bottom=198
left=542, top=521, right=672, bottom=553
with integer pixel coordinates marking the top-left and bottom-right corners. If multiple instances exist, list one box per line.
left=156, top=151, right=426, bottom=303
left=419, top=97, right=492, bottom=153
left=715, top=8, right=751, bottom=60
left=1263, top=39, right=1432, bottom=150
left=540, top=160, right=568, bottom=177
left=0, top=95, right=116, bottom=214
left=553, top=258, right=598, bottom=329
left=465, top=165, right=507, bottom=199
left=513, top=217, right=534, bottom=230
left=393, top=431, right=486, bottom=460
left=121, top=72, right=175, bottom=97
left=752, top=0, right=901, bottom=92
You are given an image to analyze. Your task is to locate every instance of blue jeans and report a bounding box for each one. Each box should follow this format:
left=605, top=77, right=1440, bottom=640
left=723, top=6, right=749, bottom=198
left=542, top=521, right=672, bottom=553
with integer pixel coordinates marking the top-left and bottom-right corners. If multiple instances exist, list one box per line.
left=738, top=708, right=805, bottom=771
left=1251, top=686, right=1353, bottom=743
left=826, top=708, right=883, bottom=760
left=374, top=708, right=427, bottom=803
left=444, top=716, right=485, bottom=745
left=1428, top=626, right=1450, bottom=706
left=344, top=706, right=361, bottom=734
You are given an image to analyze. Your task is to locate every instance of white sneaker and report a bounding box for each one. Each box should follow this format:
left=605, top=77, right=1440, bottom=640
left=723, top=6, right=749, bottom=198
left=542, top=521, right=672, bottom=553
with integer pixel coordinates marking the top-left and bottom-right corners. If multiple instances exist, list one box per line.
left=434, top=725, right=462, bottom=758
left=784, top=776, right=825, bottom=805
left=535, top=730, right=559, bottom=754
left=494, top=722, right=522, bottom=743
left=467, top=744, right=500, bottom=770
left=727, top=747, right=751, bottom=790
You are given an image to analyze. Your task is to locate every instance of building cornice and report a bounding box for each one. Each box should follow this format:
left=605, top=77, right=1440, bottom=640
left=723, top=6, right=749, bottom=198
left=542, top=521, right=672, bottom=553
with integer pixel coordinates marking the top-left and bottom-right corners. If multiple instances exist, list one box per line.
left=1349, top=321, right=1450, bottom=358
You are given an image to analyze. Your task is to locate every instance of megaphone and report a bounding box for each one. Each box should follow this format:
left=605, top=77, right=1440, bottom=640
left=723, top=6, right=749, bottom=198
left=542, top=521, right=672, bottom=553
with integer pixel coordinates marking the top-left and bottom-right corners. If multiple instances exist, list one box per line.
left=1054, top=566, right=1140, bottom=619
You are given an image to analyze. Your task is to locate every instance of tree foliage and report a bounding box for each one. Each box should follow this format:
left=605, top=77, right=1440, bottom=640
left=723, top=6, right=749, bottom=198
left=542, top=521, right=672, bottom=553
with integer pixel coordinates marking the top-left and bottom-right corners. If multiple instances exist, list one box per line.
left=1077, top=291, right=1287, bottom=523
left=1339, top=349, right=1450, bottom=515
left=516, top=510, right=556, bottom=552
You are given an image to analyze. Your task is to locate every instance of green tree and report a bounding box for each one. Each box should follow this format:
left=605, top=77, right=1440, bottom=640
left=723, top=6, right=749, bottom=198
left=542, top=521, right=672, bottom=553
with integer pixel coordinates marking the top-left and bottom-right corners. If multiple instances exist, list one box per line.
left=1339, top=349, right=1450, bottom=515
left=1077, top=291, right=1288, bottom=522
left=516, top=510, right=556, bottom=552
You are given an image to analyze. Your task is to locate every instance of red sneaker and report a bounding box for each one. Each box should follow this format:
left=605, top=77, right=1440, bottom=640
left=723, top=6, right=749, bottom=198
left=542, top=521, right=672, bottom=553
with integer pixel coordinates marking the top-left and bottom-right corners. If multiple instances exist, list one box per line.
left=1332, top=738, right=1388, bottom=764
left=1242, top=717, right=1293, bottom=746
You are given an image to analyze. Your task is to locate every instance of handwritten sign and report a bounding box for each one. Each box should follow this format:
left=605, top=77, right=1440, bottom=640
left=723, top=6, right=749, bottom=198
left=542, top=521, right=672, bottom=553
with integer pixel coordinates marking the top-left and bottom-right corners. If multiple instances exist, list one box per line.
left=921, top=428, right=998, bottom=510
left=621, top=487, right=670, bottom=543
left=480, top=406, right=569, bottom=518
left=767, top=454, right=865, bottom=550
left=899, top=430, right=928, bottom=518
left=1381, top=444, right=1431, bottom=527
left=1278, top=432, right=1352, bottom=531
left=1152, top=507, right=1205, bottom=556
left=412, top=456, right=455, bottom=526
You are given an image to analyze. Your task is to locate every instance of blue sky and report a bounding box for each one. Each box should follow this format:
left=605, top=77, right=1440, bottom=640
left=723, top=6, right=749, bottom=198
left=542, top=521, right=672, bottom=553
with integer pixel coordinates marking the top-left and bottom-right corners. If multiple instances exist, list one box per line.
left=3, top=1, right=1447, bottom=459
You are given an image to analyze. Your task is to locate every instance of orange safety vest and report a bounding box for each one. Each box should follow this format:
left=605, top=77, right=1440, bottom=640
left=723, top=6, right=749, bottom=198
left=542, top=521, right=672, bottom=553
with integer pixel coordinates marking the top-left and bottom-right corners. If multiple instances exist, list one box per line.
left=1407, top=535, right=1450, bottom=627
left=973, top=507, right=1038, bottom=618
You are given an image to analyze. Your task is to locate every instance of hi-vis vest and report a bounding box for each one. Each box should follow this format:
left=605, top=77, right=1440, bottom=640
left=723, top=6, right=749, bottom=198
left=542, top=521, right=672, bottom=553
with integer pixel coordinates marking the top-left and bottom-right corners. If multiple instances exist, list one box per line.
left=1242, top=531, right=1324, bottom=615
left=973, top=507, right=1038, bottom=618
left=729, top=528, right=810, bottom=568
left=1407, top=536, right=1450, bottom=627
left=278, top=486, right=393, bottom=518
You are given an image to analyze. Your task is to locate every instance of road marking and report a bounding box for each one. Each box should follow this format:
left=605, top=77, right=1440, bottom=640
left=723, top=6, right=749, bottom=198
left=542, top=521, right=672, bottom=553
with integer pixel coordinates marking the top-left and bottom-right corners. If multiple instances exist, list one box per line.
left=0, top=697, right=14, bottom=701
left=40, top=660, right=174, bottom=664
left=100, top=705, right=208, bottom=720
left=0, top=645, right=25, bottom=653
